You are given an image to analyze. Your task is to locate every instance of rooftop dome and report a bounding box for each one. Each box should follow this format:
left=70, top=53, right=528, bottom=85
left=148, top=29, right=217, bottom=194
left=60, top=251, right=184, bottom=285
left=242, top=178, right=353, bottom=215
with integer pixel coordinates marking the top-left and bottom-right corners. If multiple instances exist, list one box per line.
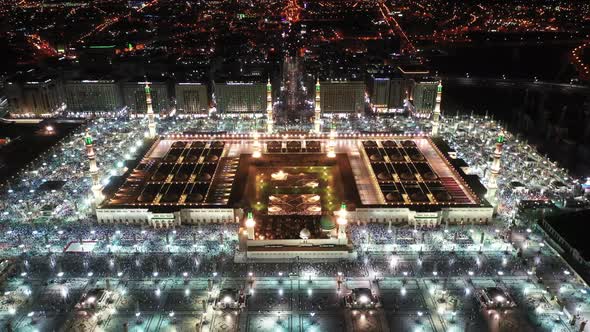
left=400, top=172, right=414, bottom=180
left=137, top=192, right=156, bottom=203
left=191, top=141, right=206, bottom=148
left=151, top=172, right=167, bottom=181
left=402, top=140, right=416, bottom=147
left=382, top=140, right=397, bottom=147
left=299, top=228, right=311, bottom=239
left=164, top=154, right=178, bottom=162
left=175, top=172, right=190, bottom=181
left=435, top=192, right=452, bottom=201
left=370, top=154, right=383, bottom=161
left=198, top=173, right=212, bottom=181
left=385, top=192, right=402, bottom=202
left=363, top=141, right=377, bottom=147
left=186, top=193, right=204, bottom=203
left=320, top=215, right=336, bottom=230
left=410, top=154, right=425, bottom=161
left=423, top=171, right=438, bottom=180
left=185, top=154, right=199, bottom=162
left=377, top=172, right=391, bottom=180
left=389, top=153, right=404, bottom=161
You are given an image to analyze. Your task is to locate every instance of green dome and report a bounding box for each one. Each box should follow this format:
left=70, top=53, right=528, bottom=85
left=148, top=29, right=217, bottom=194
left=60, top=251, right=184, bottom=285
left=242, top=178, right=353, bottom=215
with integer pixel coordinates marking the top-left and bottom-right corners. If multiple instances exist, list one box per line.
left=320, top=215, right=336, bottom=230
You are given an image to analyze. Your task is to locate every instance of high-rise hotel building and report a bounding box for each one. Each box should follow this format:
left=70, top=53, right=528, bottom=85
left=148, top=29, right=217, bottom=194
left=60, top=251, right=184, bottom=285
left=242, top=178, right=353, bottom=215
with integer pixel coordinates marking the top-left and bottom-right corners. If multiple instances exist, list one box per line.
left=213, top=81, right=266, bottom=114
left=175, top=83, right=209, bottom=115
left=5, top=73, right=63, bottom=116
left=122, top=80, right=169, bottom=113
left=64, top=79, right=123, bottom=114
left=319, top=80, right=365, bottom=114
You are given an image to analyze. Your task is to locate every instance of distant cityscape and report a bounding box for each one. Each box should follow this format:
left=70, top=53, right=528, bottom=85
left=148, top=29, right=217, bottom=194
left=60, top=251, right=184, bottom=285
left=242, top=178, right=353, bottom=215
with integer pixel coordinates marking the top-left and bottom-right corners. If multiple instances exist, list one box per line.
left=3, top=70, right=443, bottom=118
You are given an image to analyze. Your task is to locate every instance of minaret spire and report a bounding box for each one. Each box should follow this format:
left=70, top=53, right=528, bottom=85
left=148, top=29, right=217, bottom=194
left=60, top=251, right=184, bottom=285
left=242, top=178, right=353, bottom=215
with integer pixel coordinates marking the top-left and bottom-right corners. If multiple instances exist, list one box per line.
left=336, top=202, right=348, bottom=245
left=145, top=82, right=156, bottom=138
left=486, top=129, right=505, bottom=206
left=84, top=129, right=104, bottom=206
left=314, top=77, right=322, bottom=134
left=245, top=212, right=256, bottom=240
left=327, top=121, right=336, bottom=158
left=431, top=81, right=442, bottom=136
left=266, top=77, right=273, bottom=134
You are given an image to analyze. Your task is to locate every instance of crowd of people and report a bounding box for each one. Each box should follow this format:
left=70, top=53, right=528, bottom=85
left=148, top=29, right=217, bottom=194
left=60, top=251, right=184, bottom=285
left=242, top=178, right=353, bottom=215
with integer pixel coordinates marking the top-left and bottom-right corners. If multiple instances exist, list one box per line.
left=0, top=112, right=587, bottom=330
left=440, top=114, right=584, bottom=219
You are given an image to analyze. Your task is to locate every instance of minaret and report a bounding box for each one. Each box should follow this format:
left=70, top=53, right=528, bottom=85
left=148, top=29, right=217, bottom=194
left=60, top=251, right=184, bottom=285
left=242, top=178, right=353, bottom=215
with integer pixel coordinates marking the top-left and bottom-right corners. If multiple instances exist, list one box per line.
left=266, top=78, right=273, bottom=134
left=84, top=129, right=104, bottom=205
left=327, top=123, right=336, bottom=158
left=145, top=83, right=156, bottom=138
left=486, top=130, right=505, bottom=205
left=336, top=203, right=348, bottom=245
left=252, top=131, right=261, bottom=158
left=314, top=78, right=322, bottom=134
left=431, top=81, right=442, bottom=136
left=245, top=212, right=256, bottom=240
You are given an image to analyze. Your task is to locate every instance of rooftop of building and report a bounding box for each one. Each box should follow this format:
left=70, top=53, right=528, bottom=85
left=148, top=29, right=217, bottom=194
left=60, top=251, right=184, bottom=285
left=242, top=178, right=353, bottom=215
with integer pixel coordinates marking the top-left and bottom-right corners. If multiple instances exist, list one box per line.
left=7, top=69, right=58, bottom=85
left=99, top=134, right=489, bottom=214
left=542, top=209, right=590, bottom=262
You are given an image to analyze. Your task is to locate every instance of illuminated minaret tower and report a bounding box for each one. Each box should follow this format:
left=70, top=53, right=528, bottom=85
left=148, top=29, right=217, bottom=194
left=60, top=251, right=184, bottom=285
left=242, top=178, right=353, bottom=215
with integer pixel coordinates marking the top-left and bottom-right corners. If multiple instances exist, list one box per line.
left=245, top=212, right=256, bottom=240
left=314, top=78, right=322, bottom=134
left=336, top=203, right=348, bottom=245
left=84, top=129, right=104, bottom=205
left=145, top=83, right=157, bottom=138
left=486, top=130, right=505, bottom=204
left=266, top=78, right=273, bottom=134
left=431, top=81, right=443, bottom=136
left=327, top=124, right=336, bottom=158
left=252, top=131, right=261, bottom=158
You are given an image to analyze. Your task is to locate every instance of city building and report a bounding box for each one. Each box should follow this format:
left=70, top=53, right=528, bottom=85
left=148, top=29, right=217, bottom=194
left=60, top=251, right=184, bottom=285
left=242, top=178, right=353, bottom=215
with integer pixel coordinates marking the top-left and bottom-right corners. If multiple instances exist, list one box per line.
left=412, top=80, right=438, bottom=115
left=96, top=134, right=493, bottom=258
left=175, top=83, right=209, bottom=115
left=539, top=210, right=590, bottom=270
left=64, top=79, right=123, bottom=114
left=77, top=45, right=117, bottom=71
left=319, top=80, right=365, bottom=115
left=371, top=77, right=413, bottom=113
left=5, top=73, right=64, bottom=116
left=213, top=81, right=266, bottom=115
left=122, top=80, right=169, bottom=114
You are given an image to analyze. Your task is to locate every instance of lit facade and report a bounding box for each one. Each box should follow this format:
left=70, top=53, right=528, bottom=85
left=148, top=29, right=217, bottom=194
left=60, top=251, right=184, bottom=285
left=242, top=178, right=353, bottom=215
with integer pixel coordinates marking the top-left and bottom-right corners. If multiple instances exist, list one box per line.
left=64, top=79, right=123, bottom=114
left=319, top=80, right=365, bottom=114
left=412, top=80, right=438, bottom=115
left=371, top=77, right=413, bottom=113
left=214, top=82, right=266, bottom=114
left=122, top=81, right=169, bottom=114
left=175, top=83, right=209, bottom=114
left=5, top=77, right=63, bottom=116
